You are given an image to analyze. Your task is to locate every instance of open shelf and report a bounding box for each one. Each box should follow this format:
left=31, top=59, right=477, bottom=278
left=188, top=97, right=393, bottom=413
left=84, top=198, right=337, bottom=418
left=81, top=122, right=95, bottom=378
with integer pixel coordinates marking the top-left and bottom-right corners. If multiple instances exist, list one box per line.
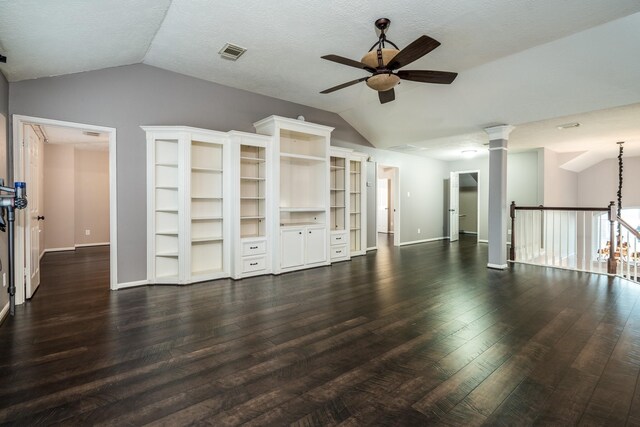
left=280, top=152, right=325, bottom=162
left=240, top=144, right=266, bottom=239
left=191, top=167, right=223, bottom=173
left=280, top=207, right=325, bottom=212
left=191, top=236, right=223, bottom=242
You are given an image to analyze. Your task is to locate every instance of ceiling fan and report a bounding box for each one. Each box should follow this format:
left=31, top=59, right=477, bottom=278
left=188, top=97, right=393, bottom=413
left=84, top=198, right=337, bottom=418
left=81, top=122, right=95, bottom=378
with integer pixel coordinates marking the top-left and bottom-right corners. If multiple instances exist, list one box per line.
left=320, top=18, right=458, bottom=104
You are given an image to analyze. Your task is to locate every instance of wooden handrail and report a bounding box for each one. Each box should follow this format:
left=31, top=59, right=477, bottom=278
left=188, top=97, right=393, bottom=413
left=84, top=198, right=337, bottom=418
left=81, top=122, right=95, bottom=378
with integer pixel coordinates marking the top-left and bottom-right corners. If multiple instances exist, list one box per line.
left=510, top=201, right=618, bottom=275
left=514, top=206, right=609, bottom=212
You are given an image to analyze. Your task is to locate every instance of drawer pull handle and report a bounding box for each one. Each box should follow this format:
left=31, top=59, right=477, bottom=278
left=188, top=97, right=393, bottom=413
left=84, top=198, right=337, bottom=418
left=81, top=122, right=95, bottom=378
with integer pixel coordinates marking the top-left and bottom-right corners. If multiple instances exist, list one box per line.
left=250, top=246, right=258, bottom=249
left=336, top=250, right=342, bottom=254
left=250, top=262, right=258, bottom=266
left=336, top=237, right=342, bottom=240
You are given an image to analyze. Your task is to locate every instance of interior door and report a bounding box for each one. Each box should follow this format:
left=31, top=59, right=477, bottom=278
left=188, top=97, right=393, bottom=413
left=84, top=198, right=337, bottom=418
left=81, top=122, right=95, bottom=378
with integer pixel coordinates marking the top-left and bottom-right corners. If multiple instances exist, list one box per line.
left=377, top=178, right=389, bottom=233
left=449, top=171, right=459, bottom=242
left=24, top=125, right=43, bottom=298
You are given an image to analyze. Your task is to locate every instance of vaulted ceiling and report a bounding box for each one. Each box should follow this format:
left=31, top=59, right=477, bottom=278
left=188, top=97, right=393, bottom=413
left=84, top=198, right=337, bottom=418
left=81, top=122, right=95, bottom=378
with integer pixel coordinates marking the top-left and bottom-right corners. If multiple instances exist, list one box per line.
left=1, top=0, right=640, bottom=168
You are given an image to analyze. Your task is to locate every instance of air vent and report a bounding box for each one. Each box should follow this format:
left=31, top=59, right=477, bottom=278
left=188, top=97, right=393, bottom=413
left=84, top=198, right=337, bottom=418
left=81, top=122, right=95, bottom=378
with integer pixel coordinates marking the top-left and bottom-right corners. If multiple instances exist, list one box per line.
left=83, top=131, right=101, bottom=137
left=218, top=43, right=247, bottom=60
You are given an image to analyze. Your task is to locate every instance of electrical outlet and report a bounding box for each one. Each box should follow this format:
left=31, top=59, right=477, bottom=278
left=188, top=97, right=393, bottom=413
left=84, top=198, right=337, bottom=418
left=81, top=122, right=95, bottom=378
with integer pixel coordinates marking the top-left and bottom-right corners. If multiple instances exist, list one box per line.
left=418, top=228, right=421, bottom=234
left=2, top=273, right=6, bottom=288
left=85, top=229, right=91, bottom=236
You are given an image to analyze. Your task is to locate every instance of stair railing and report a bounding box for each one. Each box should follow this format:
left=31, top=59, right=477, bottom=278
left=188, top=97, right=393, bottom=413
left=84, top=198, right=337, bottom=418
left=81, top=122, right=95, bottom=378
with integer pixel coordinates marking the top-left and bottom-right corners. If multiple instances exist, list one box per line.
left=509, top=201, right=617, bottom=276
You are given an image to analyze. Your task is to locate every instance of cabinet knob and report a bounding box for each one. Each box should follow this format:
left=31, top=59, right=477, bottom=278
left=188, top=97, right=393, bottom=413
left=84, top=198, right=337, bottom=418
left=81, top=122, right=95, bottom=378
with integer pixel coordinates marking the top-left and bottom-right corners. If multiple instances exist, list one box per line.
left=299, top=232, right=302, bottom=235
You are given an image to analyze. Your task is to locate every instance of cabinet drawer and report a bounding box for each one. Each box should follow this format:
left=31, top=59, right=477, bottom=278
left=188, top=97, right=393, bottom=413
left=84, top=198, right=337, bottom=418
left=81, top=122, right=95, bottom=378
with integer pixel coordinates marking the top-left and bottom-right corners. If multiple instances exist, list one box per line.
left=242, top=240, right=266, bottom=256
left=331, top=245, right=348, bottom=259
left=330, top=232, right=347, bottom=246
left=242, top=256, right=266, bottom=273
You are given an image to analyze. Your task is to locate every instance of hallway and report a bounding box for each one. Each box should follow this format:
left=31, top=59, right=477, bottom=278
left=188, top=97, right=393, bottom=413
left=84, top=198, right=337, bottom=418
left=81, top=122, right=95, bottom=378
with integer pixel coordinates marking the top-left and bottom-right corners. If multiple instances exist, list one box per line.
left=0, top=239, right=638, bottom=425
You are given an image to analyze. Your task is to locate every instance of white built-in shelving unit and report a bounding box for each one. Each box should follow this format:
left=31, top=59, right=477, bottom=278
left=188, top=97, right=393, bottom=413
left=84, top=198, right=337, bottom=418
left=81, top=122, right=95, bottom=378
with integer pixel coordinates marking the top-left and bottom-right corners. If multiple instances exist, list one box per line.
left=349, top=152, right=368, bottom=256
left=145, top=126, right=230, bottom=284
left=254, top=116, right=332, bottom=274
left=329, top=147, right=350, bottom=262
left=229, top=131, right=272, bottom=279
left=144, top=117, right=365, bottom=286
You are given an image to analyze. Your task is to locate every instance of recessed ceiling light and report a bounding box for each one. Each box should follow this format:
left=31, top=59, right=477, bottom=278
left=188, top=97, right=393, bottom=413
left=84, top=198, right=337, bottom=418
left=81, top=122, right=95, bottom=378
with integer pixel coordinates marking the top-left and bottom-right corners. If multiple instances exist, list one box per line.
left=557, top=122, right=580, bottom=130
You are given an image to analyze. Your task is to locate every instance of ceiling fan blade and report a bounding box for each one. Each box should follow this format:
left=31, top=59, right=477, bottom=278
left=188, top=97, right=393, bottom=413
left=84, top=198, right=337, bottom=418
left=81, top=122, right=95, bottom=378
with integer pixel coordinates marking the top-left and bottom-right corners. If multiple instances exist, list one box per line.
left=320, top=77, right=368, bottom=94
left=378, top=88, right=395, bottom=104
left=321, top=55, right=375, bottom=72
left=397, top=70, right=458, bottom=84
left=387, top=35, right=441, bottom=70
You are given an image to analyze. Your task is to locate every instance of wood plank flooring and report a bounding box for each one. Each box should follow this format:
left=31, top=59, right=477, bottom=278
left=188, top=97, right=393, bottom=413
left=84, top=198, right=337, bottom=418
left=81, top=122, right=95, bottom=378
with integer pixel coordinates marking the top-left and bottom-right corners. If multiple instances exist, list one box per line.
left=1, top=235, right=640, bottom=425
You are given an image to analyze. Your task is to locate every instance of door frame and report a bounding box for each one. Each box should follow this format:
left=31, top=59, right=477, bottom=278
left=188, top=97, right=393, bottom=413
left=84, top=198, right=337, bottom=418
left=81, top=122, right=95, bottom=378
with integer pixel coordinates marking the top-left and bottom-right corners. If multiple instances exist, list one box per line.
left=12, top=115, right=118, bottom=304
left=450, top=169, right=481, bottom=243
left=375, top=163, right=400, bottom=248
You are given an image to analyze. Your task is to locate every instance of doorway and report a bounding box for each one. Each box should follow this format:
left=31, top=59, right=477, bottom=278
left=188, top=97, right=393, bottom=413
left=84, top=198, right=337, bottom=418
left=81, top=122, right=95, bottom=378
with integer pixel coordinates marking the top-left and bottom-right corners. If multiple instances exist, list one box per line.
left=449, top=170, right=480, bottom=243
left=376, top=164, right=400, bottom=247
left=13, top=116, right=117, bottom=305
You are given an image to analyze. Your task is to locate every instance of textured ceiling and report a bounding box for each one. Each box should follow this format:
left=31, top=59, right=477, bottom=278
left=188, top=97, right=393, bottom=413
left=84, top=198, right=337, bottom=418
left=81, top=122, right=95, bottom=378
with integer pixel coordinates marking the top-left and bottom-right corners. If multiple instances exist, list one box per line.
left=1, top=0, right=640, bottom=160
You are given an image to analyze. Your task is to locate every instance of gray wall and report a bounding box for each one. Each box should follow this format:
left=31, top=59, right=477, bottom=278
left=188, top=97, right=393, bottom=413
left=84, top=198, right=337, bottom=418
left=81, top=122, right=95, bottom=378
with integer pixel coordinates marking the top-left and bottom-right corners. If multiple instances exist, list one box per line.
left=578, top=156, right=640, bottom=208
left=333, top=141, right=449, bottom=247
left=0, top=71, right=8, bottom=312
left=543, top=148, right=578, bottom=206
left=448, top=151, right=540, bottom=241
left=9, top=64, right=371, bottom=284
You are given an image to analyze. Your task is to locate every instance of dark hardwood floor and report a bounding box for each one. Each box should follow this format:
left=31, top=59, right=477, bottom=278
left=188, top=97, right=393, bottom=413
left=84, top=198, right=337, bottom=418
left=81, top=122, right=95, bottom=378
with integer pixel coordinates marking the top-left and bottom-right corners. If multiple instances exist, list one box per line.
left=1, top=235, right=640, bottom=425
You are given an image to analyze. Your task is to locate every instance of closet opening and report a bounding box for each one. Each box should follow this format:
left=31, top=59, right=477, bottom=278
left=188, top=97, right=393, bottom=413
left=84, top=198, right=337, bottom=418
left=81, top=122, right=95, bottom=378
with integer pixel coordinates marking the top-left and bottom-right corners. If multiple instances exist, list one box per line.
left=449, top=170, right=480, bottom=243
left=12, top=116, right=117, bottom=305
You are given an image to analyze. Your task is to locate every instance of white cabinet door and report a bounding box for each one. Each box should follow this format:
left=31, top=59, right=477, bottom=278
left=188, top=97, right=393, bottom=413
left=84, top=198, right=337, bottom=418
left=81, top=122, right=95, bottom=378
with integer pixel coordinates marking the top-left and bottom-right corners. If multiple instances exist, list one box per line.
left=306, top=227, right=326, bottom=264
left=281, top=228, right=305, bottom=269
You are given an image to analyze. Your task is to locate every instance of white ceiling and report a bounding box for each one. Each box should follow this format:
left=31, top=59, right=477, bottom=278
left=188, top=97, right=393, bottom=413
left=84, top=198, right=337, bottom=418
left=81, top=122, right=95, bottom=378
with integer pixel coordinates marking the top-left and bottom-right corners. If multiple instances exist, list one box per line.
left=40, top=125, right=109, bottom=151
left=2, top=0, right=640, bottom=163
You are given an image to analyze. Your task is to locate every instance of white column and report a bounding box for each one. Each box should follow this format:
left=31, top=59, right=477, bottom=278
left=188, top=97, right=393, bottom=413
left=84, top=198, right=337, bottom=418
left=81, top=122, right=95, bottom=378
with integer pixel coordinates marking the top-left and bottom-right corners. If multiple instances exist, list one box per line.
left=485, top=125, right=514, bottom=270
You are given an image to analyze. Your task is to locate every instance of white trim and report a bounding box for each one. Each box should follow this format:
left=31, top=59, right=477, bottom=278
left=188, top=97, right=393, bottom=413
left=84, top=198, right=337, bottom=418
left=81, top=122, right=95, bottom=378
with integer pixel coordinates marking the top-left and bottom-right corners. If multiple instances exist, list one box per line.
left=366, top=246, right=377, bottom=251
left=39, top=250, right=45, bottom=261
left=487, top=263, right=508, bottom=270
left=460, top=231, right=478, bottom=235
left=0, top=302, right=9, bottom=324
left=115, top=279, right=148, bottom=290
left=44, top=247, right=76, bottom=253
left=484, top=125, right=515, bottom=141
left=75, top=242, right=110, bottom=248
left=12, top=115, right=118, bottom=301
left=399, top=237, right=448, bottom=246
left=488, top=146, right=508, bottom=151
left=478, top=239, right=489, bottom=243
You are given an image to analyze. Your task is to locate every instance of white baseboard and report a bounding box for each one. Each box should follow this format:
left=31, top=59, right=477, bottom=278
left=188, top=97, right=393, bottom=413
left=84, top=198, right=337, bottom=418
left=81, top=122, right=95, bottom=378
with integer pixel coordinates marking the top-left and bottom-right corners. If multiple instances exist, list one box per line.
left=487, top=263, right=508, bottom=270
left=75, top=242, right=110, bottom=248
left=39, top=250, right=45, bottom=261
left=399, top=237, right=447, bottom=247
left=460, top=231, right=478, bottom=235
left=0, top=301, right=9, bottom=324
left=478, top=239, right=489, bottom=243
left=44, top=247, right=75, bottom=253
left=116, top=280, right=148, bottom=290
left=366, top=246, right=377, bottom=251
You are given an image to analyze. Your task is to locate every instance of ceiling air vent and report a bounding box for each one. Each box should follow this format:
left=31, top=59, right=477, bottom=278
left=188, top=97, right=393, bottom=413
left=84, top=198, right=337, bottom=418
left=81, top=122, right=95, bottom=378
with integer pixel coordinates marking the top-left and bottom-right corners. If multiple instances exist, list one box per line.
left=218, top=43, right=247, bottom=61
left=83, top=131, right=101, bottom=137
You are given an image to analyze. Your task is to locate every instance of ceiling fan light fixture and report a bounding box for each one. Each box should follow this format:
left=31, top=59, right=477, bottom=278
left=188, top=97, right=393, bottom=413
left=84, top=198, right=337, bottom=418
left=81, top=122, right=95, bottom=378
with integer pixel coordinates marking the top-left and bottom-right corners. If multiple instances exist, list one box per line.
left=366, top=73, right=400, bottom=92
left=360, top=48, right=399, bottom=69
